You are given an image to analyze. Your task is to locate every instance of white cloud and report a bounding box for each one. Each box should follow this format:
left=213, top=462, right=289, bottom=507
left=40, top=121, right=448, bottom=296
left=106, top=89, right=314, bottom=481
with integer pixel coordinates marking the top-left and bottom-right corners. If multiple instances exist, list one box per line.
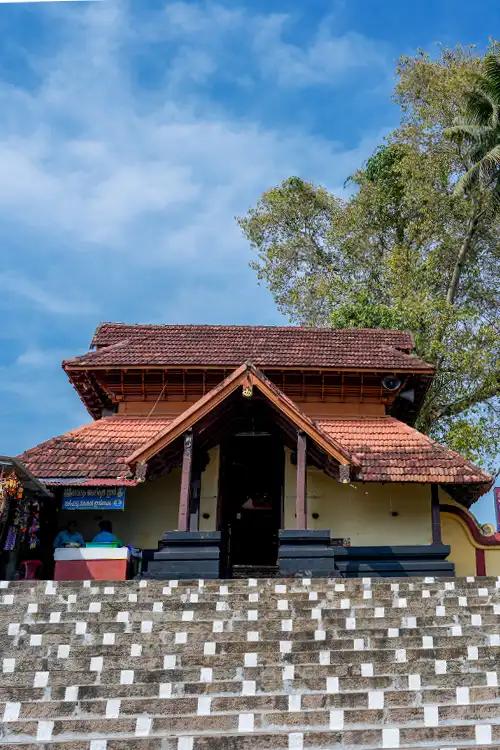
left=254, top=14, right=388, bottom=87
left=15, top=347, right=69, bottom=368
left=0, top=0, right=393, bottom=453
left=0, top=2, right=389, bottom=253
left=0, top=272, right=96, bottom=314
left=162, top=1, right=243, bottom=37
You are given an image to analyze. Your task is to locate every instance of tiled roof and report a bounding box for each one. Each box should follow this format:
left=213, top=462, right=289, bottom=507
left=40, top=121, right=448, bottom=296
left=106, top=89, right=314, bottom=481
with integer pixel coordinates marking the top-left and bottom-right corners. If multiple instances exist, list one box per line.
left=19, top=417, right=172, bottom=480
left=63, top=323, right=434, bottom=371
left=316, top=417, right=492, bottom=487
left=20, top=413, right=490, bottom=501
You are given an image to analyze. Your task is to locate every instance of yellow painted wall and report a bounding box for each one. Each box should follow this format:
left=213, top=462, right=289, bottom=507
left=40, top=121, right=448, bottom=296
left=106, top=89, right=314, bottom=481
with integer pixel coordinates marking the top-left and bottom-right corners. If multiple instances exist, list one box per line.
left=58, top=471, right=181, bottom=549
left=57, top=443, right=498, bottom=572
left=284, top=448, right=433, bottom=545
left=441, top=513, right=476, bottom=577
left=57, top=451, right=221, bottom=548
left=485, top=549, right=500, bottom=576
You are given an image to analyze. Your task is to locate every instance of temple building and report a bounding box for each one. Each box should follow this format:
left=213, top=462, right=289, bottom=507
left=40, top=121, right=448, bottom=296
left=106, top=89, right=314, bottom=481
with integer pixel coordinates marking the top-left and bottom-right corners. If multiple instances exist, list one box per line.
left=20, top=323, right=497, bottom=579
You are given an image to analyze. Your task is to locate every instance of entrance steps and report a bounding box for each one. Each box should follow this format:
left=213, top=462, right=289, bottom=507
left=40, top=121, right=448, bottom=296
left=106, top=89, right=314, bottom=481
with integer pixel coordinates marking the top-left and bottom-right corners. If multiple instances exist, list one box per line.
left=0, top=577, right=499, bottom=748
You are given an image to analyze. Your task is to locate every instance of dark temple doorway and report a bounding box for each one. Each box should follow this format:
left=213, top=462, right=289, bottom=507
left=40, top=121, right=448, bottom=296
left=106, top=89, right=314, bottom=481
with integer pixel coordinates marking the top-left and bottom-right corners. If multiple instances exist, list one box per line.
left=219, top=432, right=284, bottom=577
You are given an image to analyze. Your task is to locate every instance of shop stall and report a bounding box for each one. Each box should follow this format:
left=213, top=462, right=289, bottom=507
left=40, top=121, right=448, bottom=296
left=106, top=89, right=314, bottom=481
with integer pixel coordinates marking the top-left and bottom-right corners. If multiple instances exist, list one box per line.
left=0, top=457, right=53, bottom=580
left=53, top=484, right=137, bottom=580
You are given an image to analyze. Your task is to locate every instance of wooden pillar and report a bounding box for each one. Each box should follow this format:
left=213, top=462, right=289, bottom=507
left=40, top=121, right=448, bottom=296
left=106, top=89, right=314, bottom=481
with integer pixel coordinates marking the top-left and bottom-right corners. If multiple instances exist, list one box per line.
left=296, top=431, right=307, bottom=529
left=178, top=430, right=193, bottom=532
left=431, top=483, right=442, bottom=544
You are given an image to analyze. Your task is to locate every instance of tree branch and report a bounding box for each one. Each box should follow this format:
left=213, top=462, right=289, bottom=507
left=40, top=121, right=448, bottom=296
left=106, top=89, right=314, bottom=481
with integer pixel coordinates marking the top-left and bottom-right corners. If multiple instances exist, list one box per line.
left=446, top=214, right=479, bottom=304
left=432, top=381, right=499, bottom=421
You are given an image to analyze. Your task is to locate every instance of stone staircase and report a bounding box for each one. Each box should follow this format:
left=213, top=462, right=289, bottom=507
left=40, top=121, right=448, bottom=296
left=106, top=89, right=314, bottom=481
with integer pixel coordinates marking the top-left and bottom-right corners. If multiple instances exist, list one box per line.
left=1, top=576, right=499, bottom=749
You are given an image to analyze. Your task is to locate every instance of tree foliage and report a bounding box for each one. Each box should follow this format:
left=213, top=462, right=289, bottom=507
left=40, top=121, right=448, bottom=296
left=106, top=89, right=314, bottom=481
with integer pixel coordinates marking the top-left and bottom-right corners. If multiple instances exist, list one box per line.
left=238, top=45, right=500, bottom=470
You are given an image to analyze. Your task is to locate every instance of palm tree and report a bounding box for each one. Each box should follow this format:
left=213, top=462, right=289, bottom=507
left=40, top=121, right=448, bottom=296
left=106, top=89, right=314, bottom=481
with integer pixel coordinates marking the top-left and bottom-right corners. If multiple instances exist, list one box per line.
left=445, top=52, right=500, bottom=303
left=447, top=52, right=500, bottom=199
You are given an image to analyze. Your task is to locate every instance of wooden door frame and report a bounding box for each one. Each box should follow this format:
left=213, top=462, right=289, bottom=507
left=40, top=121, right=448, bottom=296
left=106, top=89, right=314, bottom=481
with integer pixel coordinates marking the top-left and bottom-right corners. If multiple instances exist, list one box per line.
left=216, top=434, right=285, bottom=572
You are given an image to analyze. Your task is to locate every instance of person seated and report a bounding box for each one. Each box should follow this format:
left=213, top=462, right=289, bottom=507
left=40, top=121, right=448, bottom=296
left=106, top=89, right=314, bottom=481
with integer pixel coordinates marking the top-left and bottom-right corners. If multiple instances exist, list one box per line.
left=53, top=520, right=85, bottom=549
left=91, top=519, right=123, bottom=546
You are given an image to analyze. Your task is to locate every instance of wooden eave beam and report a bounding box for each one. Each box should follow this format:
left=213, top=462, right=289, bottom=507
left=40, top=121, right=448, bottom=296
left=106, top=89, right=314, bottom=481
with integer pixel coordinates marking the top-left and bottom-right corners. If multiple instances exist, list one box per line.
left=64, top=370, right=111, bottom=419
left=126, top=364, right=251, bottom=465
left=63, top=363, right=436, bottom=375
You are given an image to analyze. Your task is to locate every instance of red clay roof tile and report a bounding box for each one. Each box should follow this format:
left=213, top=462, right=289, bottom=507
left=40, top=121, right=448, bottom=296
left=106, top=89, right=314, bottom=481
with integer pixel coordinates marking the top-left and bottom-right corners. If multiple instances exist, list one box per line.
left=316, top=417, right=491, bottom=487
left=18, top=417, right=171, bottom=480
left=63, top=323, right=433, bottom=371
left=19, top=413, right=490, bottom=497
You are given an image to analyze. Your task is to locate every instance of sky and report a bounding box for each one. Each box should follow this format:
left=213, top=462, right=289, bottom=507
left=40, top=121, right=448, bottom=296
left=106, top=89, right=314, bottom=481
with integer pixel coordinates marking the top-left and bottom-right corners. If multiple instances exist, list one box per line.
left=0, top=0, right=497, bottom=522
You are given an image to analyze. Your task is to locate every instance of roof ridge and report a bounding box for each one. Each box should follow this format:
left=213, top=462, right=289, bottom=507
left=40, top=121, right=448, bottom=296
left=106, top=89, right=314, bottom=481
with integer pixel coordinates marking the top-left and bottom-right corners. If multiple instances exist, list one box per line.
left=93, top=322, right=413, bottom=335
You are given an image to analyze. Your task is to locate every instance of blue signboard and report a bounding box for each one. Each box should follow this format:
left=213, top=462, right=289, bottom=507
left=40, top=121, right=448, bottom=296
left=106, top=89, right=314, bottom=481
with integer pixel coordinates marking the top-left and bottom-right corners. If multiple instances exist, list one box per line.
left=62, top=486, right=126, bottom=511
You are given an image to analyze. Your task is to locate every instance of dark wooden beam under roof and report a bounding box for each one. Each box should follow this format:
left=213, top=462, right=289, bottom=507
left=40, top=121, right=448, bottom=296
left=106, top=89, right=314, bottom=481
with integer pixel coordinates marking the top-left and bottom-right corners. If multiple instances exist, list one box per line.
left=65, top=359, right=434, bottom=426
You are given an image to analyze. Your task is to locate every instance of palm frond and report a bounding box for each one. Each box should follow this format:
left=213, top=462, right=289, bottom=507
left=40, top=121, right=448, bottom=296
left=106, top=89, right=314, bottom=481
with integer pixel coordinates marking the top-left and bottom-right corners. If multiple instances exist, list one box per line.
left=483, top=54, right=500, bottom=103
left=446, top=122, right=493, bottom=143
left=454, top=161, right=482, bottom=196
left=449, top=53, right=500, bottom=202
left=478, top=144, right=500, bottom=185
left=465, top=88, right=495, bottom=125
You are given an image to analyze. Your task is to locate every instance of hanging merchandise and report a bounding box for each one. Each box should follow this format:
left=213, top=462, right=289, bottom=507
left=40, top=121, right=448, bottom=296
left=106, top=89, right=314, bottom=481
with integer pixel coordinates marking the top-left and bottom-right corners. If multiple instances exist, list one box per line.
left=0, top=471, right=21, bottom=521
left=1, top=472, right=41, bottom=551
left=0, top=478, right=5, bottom=519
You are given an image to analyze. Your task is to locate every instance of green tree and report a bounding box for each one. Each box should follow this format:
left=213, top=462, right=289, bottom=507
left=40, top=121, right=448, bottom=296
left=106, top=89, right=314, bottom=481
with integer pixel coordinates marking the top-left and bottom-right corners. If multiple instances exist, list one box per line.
left=238, top=45, right=500, bottom=470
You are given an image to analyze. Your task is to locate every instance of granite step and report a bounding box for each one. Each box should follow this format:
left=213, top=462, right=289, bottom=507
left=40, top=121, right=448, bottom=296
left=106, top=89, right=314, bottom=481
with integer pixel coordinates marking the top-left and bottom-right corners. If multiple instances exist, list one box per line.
left=0, top=692, right=499, bottom=723
left=4, top=743, right=500, bottom=750
left=2, top=718, right=500, bottom=748
left=1, top=669, right=498, bottom=700
left=1, top=577, right=500, bottom=749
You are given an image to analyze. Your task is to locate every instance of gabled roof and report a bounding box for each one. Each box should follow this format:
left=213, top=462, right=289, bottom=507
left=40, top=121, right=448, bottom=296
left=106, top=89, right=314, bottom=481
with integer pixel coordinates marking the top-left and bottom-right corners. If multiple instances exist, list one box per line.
left=126, top=363, right=354, bottom=468
left=63, top=323, right=434, bottom=372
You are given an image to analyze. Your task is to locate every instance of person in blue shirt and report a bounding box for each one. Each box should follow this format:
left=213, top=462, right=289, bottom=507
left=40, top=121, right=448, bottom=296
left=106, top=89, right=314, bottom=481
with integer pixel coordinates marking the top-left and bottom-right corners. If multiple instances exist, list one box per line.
left=91, top=519, right=123, bottom=546
left=53, top=521, right=85, bottom=549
